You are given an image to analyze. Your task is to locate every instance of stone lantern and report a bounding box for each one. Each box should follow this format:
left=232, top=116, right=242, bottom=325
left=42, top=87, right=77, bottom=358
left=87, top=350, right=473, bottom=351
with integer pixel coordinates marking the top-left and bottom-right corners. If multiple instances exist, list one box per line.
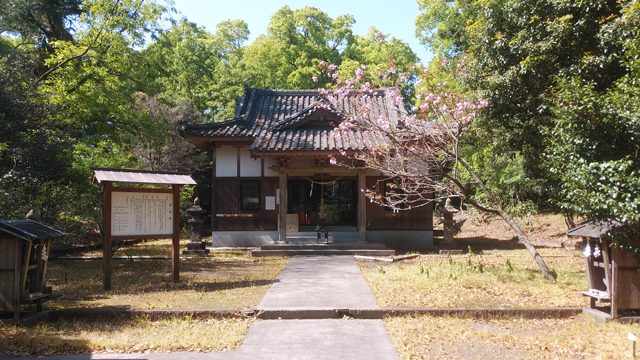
left=440, top=197, right=459, bottom=250
left=183, top=197, right=210, bottom=255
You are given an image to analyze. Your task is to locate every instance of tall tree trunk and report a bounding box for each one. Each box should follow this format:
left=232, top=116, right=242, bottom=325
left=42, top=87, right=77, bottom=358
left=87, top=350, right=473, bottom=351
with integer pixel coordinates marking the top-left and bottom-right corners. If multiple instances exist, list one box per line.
left=496, top=208, right=556, bottom=282
left=456, top=157, right=557, bottom=282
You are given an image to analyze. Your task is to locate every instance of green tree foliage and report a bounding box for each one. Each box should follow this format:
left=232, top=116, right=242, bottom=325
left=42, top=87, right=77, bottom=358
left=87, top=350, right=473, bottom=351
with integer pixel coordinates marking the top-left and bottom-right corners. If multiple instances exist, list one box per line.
left=242, top=6, right=354, bottom=89
left=415, top=0, right=476, bottom=57
left=0, top=1, right=420, bottom=245
left=141, top=19, right=250, bottom=120
left=40, top=0, right=167, bottom=143
left=547, top=1, right=640, bottom=246
left=340, top=27, right=418, bottom=79
left=417, top=0, right=640, bottom=248
left=0, top=0, right=170, bottom=244
left=0, top=0, right=80, bottom=50
left=416, top=0, right=632, bottom=214
left=465, top=0, right=626, bottom=172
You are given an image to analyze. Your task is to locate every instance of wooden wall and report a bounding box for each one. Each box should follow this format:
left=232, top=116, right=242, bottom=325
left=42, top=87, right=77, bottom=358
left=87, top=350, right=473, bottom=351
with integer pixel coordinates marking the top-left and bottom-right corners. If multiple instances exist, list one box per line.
left=211, top=175, right=433, bottom=232
left=0, top=237, right=19, bottom=312
left=613, top=248, right=640, bottom=310
left=213, top=178, right=278, bottom=231
left=366, top=176, right=433, bottom=230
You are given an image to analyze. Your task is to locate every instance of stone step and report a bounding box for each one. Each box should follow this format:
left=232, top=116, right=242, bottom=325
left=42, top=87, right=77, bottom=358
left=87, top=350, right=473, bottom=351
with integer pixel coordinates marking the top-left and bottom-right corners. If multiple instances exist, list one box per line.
left=259, top=243, right=389, bottom=250
left=251, top=249, right=396, bottom=257
left=285, top=232, right=359, bottom=240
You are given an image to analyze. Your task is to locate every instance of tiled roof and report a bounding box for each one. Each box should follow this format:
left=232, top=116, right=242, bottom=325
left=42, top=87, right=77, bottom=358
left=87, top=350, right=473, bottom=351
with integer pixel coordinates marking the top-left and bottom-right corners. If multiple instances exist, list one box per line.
left=181, top=87, right=406, bottom=154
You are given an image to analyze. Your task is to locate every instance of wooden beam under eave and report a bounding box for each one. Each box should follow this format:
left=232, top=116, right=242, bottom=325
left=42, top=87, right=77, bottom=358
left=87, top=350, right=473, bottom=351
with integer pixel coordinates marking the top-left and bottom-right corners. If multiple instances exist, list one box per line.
left=268, top=165, right=361, bottom=175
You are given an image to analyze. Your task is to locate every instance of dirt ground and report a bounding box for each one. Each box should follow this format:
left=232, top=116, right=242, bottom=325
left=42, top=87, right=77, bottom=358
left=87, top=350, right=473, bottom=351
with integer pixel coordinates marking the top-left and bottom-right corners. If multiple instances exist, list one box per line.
left=441, top=211, right=585, bottom=251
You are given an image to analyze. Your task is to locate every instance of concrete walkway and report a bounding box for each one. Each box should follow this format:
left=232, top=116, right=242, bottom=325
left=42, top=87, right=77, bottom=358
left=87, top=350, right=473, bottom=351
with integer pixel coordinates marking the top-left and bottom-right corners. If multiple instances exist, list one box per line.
left=257, top=255, right=379, bottom=310
left=1, top=256, right=400, bottom=360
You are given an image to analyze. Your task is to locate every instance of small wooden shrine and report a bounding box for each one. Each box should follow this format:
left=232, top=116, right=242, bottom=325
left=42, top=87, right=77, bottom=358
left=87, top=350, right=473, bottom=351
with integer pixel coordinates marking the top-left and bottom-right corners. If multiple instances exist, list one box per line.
left=0, top=219, right=65, bottom=320
left=568, top=221, right=640, bottom=322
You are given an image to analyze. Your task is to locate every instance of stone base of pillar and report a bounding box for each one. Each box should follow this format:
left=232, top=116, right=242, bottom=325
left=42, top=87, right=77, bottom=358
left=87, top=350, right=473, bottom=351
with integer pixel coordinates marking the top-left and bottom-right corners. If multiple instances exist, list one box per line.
left=439, top=240, right=459, bottom=250
left=183, top=242, right=210, bottom=256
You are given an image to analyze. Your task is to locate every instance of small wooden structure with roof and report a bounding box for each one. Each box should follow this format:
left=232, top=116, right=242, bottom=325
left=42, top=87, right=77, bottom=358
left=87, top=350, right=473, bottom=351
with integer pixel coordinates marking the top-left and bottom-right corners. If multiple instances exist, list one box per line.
left=92, top=168, right=196, bottom=290
left=0, top=219, right=65, bottom=319
left=568, top=220, right=640, bottom=322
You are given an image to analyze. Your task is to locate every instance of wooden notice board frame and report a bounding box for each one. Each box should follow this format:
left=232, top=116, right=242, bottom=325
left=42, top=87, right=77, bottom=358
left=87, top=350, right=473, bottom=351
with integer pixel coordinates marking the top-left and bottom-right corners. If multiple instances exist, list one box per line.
left=92, top=168, right=196, bottom=290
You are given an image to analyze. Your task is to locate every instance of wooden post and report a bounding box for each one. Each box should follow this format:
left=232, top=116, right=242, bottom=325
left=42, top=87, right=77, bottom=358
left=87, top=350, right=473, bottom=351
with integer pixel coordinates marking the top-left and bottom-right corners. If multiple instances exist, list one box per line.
left=172, top=184, right=180, bottom=283
left=14, top=240, right=20, bottom=320
left=211, top=145, right=217, bottom=232
left=278, top=169, right=288, bottom=244
left=20, top=243, right=31, bottom=296
left=612, top=261, right=618, bottom=319
left=41, top=238, right=51, bottom=290
left=103, top=182, right=112, bottom=290
left=602, top=238, right=612, bottom=296
left=584, top=239, right=597, bottom=309
left=358, top=171, right=367, bottom=243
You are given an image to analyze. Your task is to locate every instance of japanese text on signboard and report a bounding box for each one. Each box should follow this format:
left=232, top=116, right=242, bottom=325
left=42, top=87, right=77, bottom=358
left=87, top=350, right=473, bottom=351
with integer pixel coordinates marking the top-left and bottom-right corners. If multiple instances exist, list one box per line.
left=111, top=192, right=173, bottom=236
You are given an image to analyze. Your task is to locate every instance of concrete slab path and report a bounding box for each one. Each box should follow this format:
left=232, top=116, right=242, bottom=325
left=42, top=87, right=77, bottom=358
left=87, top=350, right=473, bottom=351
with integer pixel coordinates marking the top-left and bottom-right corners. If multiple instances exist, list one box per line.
left=0, top=320, right=398, bottom=360
left=257, top=255, right=379, bottom=310
left=223, top=319, right=399, bottom=360
left=0, top=255, right=400, bottom=360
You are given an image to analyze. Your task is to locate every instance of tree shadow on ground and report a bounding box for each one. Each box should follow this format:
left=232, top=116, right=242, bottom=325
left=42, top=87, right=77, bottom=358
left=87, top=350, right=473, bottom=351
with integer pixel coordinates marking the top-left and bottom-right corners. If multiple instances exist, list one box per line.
left=455, top=236, right=526, bottom=252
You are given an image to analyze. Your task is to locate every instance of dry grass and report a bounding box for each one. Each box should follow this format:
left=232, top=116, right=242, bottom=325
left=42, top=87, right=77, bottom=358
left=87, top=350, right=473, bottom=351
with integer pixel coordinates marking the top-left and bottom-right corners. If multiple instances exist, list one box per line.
left=0, top=315, right=251, bottom=356
left=46, top=239, right=289, bottom=310
left=385, top=314, right=639, bottom=359
left=359, top=249, right=588, bottom=308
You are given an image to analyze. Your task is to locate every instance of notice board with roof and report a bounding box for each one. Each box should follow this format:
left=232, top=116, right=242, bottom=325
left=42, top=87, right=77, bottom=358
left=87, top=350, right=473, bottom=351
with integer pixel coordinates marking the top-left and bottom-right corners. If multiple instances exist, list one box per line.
left=92, top=168, right=196, bottom=290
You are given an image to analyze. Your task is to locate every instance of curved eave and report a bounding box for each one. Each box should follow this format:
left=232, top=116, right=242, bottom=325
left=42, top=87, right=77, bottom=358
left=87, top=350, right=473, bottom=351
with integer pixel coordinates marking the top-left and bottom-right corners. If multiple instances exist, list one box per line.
left=182, top=133, right=255, bottom=152
left=249, top=149, right=361, bottom=158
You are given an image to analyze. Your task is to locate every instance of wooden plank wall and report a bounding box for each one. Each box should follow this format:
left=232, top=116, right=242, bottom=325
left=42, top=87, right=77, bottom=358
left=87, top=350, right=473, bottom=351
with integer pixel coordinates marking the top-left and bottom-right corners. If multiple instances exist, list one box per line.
left=213, top=176, right=433, bottom=231
left=214, top=178, right=278, bottom=231
left=366, top=176, right=433, bottom=230
left=0, top=238, right=18, bottom=312
left=613, top=248, right=640, bottom=309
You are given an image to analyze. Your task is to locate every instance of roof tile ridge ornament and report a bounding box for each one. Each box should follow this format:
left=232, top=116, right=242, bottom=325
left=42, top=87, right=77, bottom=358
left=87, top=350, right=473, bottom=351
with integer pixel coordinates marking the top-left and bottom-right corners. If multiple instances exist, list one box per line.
left=244, top=87, right=260, bottom=126
left=182, top=117, right=247, bottom=130
left=271, top=98, right=342, bottom=130
left=233, top=85, right=251, bottom=118
left=259, top=88, right=322, bottom=96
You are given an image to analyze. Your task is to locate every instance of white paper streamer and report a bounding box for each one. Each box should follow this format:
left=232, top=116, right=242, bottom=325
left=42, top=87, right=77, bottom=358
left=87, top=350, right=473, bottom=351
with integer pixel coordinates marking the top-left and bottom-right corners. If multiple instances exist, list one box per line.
left=593, top=245, right=601, bottom=258
left=583, top=244, right=591, bottom=258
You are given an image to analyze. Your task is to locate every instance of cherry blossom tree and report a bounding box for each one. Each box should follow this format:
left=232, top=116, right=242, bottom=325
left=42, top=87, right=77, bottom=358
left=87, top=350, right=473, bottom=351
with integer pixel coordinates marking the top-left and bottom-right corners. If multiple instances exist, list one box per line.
left=319, top=47, right=556, bottom=282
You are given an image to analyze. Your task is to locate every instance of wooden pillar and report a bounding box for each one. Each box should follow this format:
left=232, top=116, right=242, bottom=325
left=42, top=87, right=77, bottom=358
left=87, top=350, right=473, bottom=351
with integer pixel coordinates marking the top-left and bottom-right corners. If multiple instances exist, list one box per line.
left=602, top=238, right=612, bottom=295
left=172, top=184, right=180, bottom=283
left=358, top=171, right=367, bottom=243
left=14, top=240, right=20, bottom=320
left=211, top=145, right=217, bottom=232
left=611, top=260, right=618, bottom=318
left=103, top=181, right=112, bottom=291
left=278, top=169, right=288, bottom=244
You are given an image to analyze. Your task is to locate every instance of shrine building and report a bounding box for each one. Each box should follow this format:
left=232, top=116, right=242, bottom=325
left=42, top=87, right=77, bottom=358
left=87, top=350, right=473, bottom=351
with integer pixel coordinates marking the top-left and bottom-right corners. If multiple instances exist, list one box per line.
left=181, top=87, right=434, bottom=249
